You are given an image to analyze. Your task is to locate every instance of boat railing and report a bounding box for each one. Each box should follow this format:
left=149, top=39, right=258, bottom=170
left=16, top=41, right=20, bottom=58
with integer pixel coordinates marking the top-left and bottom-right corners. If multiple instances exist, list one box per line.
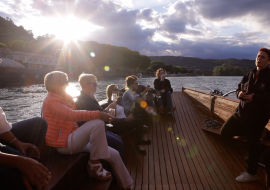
left=222, top=90, right=236, bottom=97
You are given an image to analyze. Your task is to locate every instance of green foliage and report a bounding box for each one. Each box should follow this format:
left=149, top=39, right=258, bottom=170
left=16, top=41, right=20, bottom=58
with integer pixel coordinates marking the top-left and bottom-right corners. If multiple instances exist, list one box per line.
left=0, top=16, right=34, bottom=43
left=147, top=60, right=189, bottom=74
left=8, top=40, right=29, bottom=51
left=213, top=64, right=250, bottom=76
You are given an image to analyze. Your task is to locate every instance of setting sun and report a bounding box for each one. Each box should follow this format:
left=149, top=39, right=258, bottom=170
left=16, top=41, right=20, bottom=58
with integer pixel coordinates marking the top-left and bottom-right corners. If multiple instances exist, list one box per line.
left=25, top=15, right=103, bottom=42
left=53, top=15, right=102, bottom=42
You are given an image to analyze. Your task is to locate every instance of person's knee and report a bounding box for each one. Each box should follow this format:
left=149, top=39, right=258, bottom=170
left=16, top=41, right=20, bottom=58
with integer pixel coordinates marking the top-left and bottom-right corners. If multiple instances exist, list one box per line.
left=35, top=117, right=48, bottom=132
left=109, top=148, right=121, bottom=164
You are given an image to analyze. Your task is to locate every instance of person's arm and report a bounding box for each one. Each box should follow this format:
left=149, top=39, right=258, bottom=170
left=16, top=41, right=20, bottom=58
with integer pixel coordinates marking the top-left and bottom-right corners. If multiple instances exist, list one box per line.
left=0, top=131, right=40, bottom=158
left=124, top=90, right=140, bottom=102
left=46, top=100, right=100, bottom=122
left=0, top=152, right=51, bottom=189
left=165, top=79, right=173, bottom=93
left=236, top=73, right=249, bottom=101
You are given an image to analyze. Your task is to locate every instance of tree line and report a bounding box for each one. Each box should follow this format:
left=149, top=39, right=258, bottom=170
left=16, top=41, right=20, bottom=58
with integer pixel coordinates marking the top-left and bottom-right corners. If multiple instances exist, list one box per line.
left=212, top=64, right=251, bottom=76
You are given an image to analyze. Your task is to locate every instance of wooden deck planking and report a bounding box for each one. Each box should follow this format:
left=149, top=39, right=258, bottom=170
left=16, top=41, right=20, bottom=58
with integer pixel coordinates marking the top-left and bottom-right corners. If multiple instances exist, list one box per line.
left=174, top=91, right=224, bottom=189
left=187, top=92, right=268, bottom=190
left=177, top=92, right=239, bottom=189
left=123, top=92, right=268, bottom=190
left=180, top=92, right=248, bottom=190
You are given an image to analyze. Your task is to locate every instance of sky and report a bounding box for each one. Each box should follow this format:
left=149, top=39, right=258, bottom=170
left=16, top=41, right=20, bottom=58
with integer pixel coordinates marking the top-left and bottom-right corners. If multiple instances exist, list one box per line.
left=0, top=0, right=269, bottom=59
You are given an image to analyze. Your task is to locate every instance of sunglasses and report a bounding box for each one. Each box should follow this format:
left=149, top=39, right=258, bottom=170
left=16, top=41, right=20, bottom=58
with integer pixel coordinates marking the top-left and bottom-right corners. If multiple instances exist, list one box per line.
left=133, top=82, right=139, bottom=85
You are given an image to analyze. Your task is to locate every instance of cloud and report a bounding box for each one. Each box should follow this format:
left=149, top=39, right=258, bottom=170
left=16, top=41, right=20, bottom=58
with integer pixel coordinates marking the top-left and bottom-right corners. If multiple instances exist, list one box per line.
left=0, top=0, right=270, bottom=60
left=194, top=0, right=270, bottom=27
left=137, top=8, right=154, bottom=22
left=158, top=1, right=200, bottom=34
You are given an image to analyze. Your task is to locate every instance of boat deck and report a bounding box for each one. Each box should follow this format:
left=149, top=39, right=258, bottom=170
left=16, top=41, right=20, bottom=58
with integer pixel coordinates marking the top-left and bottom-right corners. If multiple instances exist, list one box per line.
left=122, top=91, right=268, bottom=190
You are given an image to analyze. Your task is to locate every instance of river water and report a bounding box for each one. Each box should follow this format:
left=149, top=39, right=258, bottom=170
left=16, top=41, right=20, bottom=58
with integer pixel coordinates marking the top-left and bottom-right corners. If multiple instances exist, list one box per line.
left=0, top=76, right=242, bottom=123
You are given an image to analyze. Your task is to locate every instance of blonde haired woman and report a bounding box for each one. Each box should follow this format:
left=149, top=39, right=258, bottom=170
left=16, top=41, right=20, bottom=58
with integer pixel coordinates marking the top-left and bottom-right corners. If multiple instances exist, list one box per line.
left=42, top=71, right=133, bottom=189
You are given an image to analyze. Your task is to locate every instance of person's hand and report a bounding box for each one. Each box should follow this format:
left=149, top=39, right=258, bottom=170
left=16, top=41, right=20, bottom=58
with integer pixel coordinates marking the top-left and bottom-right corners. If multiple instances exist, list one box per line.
left=16, top=142, right=40, bottom=159
left=21, top=173, right=50, bottom=190
left=19, top=158, right=51, bottom=189
left=108, top=102, right=117, bottom=109
left=238, top=91, right=246, bottom=98
left=161, top=75, right=165, bottom=81
left=161, top=89, right=165, bottom=93
left=244, top=94, right=254, bottom=103
left=143, top=87, right=151, bottom=94
left=100, top=112, right=115, bottom=122
left=125, top=114, right=134, bottom=121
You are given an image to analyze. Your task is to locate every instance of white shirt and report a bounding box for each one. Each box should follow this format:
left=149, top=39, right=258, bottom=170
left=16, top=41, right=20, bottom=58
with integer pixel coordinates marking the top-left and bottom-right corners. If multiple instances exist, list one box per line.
left=0, top=107, right=12, bottom=134
left=115, top=105, right=126, bottom=119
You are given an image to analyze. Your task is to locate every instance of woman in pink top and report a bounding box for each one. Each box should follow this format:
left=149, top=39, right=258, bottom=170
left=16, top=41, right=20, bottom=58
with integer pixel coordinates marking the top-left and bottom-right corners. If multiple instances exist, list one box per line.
left=42, top=71, right=133, bottom=189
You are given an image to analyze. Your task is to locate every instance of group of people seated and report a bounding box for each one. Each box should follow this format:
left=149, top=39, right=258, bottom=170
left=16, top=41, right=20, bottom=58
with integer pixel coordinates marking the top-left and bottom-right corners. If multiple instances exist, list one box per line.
left=0, top=68, right=176, bottom=190
left=3, top=46, right=270, bottom=190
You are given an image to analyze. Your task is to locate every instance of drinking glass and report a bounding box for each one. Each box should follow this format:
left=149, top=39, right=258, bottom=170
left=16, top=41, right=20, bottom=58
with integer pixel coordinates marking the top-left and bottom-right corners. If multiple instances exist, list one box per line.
left=112, top=93, right=118, bottom=102
left=241, top=83, right=247, bottom=93
left=106, top=108, right=115, bottom=127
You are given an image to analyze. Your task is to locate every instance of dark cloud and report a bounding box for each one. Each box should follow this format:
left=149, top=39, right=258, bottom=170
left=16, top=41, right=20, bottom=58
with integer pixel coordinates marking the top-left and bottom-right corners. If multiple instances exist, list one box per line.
left=234, top=31, right=262, bottom=39
left=195, top=0, right=270, bottom=25
left=137, top=9, right=154, bottom=22
left=140, top=37, right=266, bottom=59
left=159, top=1, right=200, bottom=34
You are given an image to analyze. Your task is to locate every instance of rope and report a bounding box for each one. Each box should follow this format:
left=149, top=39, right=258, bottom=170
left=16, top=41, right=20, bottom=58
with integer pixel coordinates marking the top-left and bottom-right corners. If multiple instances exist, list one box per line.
left=203, top=91, right=221, bottom=129
left=203, top=118, right=220, bottom=129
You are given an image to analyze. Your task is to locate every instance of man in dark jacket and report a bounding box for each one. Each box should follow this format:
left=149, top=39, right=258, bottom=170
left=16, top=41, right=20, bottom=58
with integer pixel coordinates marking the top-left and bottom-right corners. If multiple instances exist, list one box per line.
left=220, top=48, right=270, bottom=183
left=75, top=74, right=125, bottom=160
left=154, top=68, right=175, bottom=114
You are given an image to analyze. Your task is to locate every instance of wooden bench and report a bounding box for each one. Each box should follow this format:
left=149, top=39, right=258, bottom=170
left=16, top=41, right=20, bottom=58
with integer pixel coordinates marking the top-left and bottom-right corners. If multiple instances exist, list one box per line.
left=38, top=142, right=112, bottom=190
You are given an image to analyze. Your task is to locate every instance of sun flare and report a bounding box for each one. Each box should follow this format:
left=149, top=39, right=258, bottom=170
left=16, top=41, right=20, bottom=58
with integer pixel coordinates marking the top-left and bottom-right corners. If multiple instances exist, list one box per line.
left=52, top=15, right=102, bottom=42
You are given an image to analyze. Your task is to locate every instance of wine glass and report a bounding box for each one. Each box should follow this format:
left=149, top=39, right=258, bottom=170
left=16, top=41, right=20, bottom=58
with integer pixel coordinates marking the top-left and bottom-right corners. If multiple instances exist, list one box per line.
left=106, top=108, right=115, bottom=127
left=146, top=81, right=151, bottom=88
left=112, top=93, right=118, bottom=102
left=241, top=83, right=247, bottom=93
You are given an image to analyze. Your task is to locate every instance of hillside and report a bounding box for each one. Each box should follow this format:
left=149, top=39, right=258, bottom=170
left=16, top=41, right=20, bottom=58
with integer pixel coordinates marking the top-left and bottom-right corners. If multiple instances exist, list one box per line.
left=0, top=17, right=34, bottom=43
left=149, top=56, right=255, bottom=71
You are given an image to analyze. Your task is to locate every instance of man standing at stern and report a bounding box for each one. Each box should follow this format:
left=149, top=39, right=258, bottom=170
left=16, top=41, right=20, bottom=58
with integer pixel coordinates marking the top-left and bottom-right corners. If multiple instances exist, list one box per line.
left=220, top=48, right=270, bottom=182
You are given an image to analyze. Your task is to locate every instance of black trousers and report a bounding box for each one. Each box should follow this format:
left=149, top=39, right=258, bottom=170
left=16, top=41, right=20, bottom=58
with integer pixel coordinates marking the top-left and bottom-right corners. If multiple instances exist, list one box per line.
left=220, top=112, right=268, bottom=175
left=109, top=115, right=144, bottom=145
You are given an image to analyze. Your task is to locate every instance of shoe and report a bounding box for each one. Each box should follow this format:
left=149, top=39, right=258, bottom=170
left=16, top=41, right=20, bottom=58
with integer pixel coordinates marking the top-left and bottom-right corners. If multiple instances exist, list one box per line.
left=142, top=139, right=151, bottom=144
left=235, top=171, right=257, bottom=182
left=143, top=125, right=148, bottom=128
left=159, top=106, right=164, bottom=114
left=88, top=163, right=112, bottom=180
left=168, top=107, right=176, bottom=114
left=149, top=110, right=157, bottom=116
left=137, top=145, right=146, bottom=155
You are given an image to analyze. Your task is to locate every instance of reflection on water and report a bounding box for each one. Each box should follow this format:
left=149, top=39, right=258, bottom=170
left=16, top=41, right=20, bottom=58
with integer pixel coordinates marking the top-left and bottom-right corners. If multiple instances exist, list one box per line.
left=0, top=76, right=242, bottom=123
